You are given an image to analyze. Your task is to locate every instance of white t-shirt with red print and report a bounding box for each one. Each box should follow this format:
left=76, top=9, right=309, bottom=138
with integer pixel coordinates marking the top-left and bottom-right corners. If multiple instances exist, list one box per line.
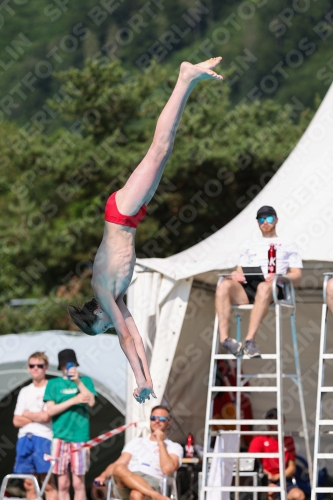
left=238, top=237, right=303, bottom=278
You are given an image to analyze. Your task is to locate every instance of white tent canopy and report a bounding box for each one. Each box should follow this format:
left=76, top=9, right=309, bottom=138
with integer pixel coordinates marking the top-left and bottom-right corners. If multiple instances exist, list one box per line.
left=136, top=84, right=333, bottom=281
left=125, top=82, right=333, bottom=457
left=0, top=331, right=127, bottom=415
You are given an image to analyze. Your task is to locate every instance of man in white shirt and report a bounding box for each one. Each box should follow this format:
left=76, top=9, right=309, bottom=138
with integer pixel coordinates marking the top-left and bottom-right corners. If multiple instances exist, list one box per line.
left=94, top=406, right=183, bottom=500
left=13, top=352, right=57, bottom=500
left=216, top=206, right=302, bottom=358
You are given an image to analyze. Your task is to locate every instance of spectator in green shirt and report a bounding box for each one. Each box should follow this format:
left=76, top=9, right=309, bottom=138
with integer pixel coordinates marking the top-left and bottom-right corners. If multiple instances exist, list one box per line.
left=44, top=349, right=96, bottom=500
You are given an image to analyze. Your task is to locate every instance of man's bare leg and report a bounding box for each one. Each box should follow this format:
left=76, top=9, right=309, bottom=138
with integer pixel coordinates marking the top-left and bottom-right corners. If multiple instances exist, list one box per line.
left=245, top=282, right=273, bottom=340
left=57, top=474, right=70, bottom=500
left=40, top=474, right=58, bottom=500
left=287, top=487, right=305, bottom=500
left=117, top=58, right=223, bottom=215
left=327, top=278, right=333, bottom=315
left=23, top=478, right=37, bottom=500
left=215, top=280, right=249, bottom=341
left=72, top=474, right=86, bottom=500
left=130, top=490, right=145, bottom=500
left=113, top=465, right=168, bottom=500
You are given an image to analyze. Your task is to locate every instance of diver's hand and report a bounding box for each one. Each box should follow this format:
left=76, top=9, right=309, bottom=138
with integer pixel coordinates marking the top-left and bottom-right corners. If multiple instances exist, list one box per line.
left=133, top=383, right=157, bottom=404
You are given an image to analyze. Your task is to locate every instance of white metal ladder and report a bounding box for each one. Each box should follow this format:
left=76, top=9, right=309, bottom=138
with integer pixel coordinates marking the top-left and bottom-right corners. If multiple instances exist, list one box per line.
left=202, top=275, right=312, bottom=500
left=0, top=460, right=55, bottom=500
left=311, top=273, right=333, bottom=499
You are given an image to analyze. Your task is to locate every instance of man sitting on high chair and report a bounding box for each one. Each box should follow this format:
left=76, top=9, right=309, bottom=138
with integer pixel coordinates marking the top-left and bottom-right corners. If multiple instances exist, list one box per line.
left=215, top=206, right=303, bottom=358
left=94, top=406, right=183, bottom=500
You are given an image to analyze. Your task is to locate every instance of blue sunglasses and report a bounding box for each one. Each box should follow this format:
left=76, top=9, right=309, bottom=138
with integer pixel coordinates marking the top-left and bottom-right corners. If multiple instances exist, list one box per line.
left=150, top=416, right=169, bottom=422
left=258, top=215, right=275, bottom=225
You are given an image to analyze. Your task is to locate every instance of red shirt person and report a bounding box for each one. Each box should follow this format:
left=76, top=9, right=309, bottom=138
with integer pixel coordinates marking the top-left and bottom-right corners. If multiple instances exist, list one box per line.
left=248, top=408, right=305, bottom=500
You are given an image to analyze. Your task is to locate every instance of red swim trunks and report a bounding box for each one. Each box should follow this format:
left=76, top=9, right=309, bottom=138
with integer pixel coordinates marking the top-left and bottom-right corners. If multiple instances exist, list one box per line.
left=104, top=192, right=146, bottom=229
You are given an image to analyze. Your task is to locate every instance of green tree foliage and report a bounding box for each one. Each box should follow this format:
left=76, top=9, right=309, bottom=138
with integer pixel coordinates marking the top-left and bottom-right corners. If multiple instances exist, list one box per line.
left=0, top=59, right=313, bottom=334
left=1, top=0, right=332, bottom=127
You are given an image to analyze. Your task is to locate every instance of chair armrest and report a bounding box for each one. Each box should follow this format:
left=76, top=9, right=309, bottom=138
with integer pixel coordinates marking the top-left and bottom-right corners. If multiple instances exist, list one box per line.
left=323, top=273, right=333, bottom=304
left=161, top=476, right=168, bottom=496
left=161, top=472, right=178, bottom=497
left=272, top=275, right=295, bottom=308
left=217, top=274, right=231, bottom=287
left=106, top=477, right=112, bottom=500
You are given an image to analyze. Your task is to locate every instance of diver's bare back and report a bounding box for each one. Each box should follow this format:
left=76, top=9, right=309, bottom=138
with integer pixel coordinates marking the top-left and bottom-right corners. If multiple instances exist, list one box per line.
left=91, top=221, right=136, bottom=301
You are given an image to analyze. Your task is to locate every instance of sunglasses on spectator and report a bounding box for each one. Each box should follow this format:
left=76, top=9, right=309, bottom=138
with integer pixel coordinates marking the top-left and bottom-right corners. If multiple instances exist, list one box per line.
left=29, top=364, right=45, bottom=369
left=258, top=215, right=275, bottom=225
left=150, top=416, right=170, bottom=422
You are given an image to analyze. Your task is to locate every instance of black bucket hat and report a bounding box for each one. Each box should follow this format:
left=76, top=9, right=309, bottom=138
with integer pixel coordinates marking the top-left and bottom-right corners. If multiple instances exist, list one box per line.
left=57, top=349, right=79, bottom=370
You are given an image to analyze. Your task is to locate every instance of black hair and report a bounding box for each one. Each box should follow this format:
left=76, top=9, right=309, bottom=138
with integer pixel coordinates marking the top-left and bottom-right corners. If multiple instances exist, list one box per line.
left=265, top=407, right=277, bottom=419
left=151, top=405, right=171, bottom=417
left=67, top=297, right=99, bottom=336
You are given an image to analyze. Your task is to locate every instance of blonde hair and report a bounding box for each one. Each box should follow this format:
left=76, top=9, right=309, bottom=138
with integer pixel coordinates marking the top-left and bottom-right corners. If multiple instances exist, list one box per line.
left=28, top=351, right=49, bottom=365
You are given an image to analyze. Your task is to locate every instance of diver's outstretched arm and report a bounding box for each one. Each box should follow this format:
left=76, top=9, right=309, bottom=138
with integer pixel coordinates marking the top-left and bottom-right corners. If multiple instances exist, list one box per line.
left=117, top=298, right=156, bottom=403
left=96, top=291, right=153, bottom=402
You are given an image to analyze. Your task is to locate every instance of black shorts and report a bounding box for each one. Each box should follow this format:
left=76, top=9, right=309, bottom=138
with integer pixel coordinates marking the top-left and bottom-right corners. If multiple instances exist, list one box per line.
left=271, top=478, right=300, bottom=495
left=242, top=281, right=284, bottom=304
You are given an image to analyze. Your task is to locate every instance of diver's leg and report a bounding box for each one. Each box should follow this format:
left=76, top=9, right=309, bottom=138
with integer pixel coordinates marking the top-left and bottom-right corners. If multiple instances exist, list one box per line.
left=116, top=58, right=223, bottom=215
